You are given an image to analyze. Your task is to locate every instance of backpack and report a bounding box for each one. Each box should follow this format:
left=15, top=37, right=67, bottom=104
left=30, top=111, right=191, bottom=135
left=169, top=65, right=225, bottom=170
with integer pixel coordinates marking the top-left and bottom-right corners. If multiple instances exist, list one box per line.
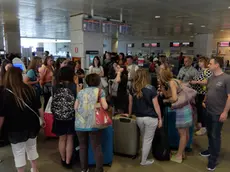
left=129, top=65, right=136, bottom=81
left=152, top=127, right=170, bottom=161
left=149, top=62, right=156, bottom=73
left=51, top=86, right=75, bottom=121
left=107, top=61, right=116, bottom=79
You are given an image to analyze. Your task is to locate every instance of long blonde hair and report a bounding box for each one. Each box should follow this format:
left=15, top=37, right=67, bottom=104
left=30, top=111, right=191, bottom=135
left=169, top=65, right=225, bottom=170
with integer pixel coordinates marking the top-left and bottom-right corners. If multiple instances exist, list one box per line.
left=133, top=69, right=150, bottom=98
left=27, top=56, right=42, bottom=72
left=159, top=68, right=173, bottom=85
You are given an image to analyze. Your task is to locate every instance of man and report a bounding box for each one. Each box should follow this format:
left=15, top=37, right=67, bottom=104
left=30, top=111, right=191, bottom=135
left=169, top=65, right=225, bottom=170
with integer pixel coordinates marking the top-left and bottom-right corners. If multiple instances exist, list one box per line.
left=127, top=55, right=139, bottom=89
left=201, top=57, right=230, bottom=171
left=177, top=56, right=198, bottom=83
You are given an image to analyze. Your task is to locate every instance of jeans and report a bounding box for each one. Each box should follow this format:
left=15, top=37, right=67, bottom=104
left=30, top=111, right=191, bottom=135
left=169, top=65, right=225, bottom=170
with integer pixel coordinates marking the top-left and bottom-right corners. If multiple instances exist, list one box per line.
left=76, top=130, right=103, bottom=172
left=136, top=117, right=158, bottom=163
left=206, top=113, right=223, bottom=165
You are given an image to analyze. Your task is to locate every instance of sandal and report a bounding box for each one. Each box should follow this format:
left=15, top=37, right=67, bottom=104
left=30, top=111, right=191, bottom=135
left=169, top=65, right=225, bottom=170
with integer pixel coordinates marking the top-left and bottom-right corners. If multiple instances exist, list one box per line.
left=170, top=155, right=183, bottom=163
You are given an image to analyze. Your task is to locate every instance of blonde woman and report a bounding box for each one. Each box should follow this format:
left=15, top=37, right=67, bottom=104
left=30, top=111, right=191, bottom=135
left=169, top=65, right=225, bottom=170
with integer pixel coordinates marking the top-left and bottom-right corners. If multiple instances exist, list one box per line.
left=24, top=57, right=42, bottom=100
left=159, top=69, right=193, bottom=163
left=128, top=69, right=162, bottom=166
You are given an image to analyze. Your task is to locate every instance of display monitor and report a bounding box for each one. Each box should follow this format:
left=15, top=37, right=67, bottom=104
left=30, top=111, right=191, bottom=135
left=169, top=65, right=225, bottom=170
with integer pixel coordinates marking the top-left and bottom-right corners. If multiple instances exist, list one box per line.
left=181, top=42, right=194, bottom=47
left=219, top=42, right=230, bottom=47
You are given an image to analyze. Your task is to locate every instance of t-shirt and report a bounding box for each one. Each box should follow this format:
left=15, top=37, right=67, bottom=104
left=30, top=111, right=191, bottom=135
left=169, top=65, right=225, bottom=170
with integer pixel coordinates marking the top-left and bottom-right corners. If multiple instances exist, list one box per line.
left=75, top=87, right=105, bottom=131
left=206, top=73, right=230, bottom=115
left=0, top=85, right=41, bottom=144
left=130, top=85, right=158, bottom=118
left=53, top=82, right=77, bottom=98
left=177, top=66, right=198, bottom=83
left=76, top=68, right=85, bottom=84
left=26, top=69, right=40, bottom=89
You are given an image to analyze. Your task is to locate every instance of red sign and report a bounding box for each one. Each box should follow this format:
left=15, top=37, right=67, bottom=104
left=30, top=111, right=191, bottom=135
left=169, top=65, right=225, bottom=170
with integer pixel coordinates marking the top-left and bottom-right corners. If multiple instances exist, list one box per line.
left=219, top=42, right=230, bottom=47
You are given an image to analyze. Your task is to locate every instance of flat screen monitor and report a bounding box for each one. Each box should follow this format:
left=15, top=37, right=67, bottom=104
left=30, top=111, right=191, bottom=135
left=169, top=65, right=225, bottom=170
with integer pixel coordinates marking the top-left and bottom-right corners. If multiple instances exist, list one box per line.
left=142, top=43, right=150, bottom=47
left=219, top=42, right=230, bottom=47
left=181, top=42, right=194, bottom=47
left=13, top=63, right=24, bottom=71
left=127, top=43, right=134, bottom=48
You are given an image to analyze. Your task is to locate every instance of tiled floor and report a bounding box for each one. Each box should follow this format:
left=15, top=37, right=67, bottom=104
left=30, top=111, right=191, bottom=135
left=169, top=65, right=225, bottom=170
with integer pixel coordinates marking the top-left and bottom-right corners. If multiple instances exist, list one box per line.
left=0, top=120, right=230, bottom=172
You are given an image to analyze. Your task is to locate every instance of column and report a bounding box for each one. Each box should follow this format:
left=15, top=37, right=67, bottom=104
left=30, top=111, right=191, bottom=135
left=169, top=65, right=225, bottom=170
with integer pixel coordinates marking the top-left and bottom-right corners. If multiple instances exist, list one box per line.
left=194, top=34, right=213, bottom=57
left=0, top=25, right=4, bottom=50
left=4, top=24, right=21, bottom=54
left=70, top=14, right=103, bottom=69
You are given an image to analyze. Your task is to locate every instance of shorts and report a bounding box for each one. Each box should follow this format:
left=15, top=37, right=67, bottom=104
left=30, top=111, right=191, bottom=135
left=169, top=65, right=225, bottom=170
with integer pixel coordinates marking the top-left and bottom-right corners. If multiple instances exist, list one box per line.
left=175, top=104, right=193, bottom=128
left=11, top=138, right=39, bottom=168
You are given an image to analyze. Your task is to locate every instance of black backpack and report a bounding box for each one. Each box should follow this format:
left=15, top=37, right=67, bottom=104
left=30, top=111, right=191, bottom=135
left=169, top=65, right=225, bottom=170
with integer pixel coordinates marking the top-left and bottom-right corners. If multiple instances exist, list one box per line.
left=51, top=86, right=75, bottom=121
left=152, top=127, right=170, bottom=161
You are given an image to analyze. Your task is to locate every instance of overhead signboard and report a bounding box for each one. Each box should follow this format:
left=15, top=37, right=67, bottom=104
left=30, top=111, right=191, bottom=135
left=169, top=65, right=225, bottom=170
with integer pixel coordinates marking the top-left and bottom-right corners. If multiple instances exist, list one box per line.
left=170, top=42, right=180, bottom=47
left=83, top=19, right=101, bottom=32
left=102, top=21, right=118, bottom=34
left=151, top=43, right=160, bottom=47
left=127, top=43, right=134, bottom=48
left=119, top=24, right=131, bottom=34
left=181, top=42, right=194, bottom=47
left=142, top=43, right=150, bottom=47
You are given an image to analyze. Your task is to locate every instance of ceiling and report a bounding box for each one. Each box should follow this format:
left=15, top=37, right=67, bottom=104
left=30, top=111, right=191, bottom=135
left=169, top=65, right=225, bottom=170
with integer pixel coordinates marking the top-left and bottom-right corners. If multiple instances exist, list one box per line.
left=1, top=0, right=230, bottom=39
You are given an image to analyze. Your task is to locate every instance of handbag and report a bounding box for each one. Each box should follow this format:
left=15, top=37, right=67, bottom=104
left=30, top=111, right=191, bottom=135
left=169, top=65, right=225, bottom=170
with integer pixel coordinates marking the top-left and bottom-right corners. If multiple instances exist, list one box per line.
left=6, top=88, right=43, bottom=126
left=93, top=89, right=112, bottom=129
left=101, top=77, right=108, bottom=88
left=171, top=82, right=197, bottom=109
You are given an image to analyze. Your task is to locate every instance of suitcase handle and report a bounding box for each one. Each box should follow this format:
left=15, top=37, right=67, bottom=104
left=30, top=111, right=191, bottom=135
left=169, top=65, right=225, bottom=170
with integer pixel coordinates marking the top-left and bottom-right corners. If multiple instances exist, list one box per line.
left=119, top=118, right=131, bottom=123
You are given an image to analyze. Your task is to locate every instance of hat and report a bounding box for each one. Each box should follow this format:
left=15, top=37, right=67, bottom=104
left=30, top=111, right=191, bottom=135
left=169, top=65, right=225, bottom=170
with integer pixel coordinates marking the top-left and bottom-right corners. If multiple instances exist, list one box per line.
left=153, top=58, right=158, bottom=62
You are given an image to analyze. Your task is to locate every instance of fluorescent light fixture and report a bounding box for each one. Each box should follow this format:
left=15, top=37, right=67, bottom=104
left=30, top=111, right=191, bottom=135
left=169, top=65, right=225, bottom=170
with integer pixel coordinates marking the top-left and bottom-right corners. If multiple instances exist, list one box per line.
left=201, top=25, right=205, bottom=28
left=190, top=36, right=194, bottom=38
left=188, top=23, right=193, bottom=25
left=220, top=30, right=224, bottom=32
left=155, top=16, right=160, bottom=19
left=228, top=6, right=230, bottom=9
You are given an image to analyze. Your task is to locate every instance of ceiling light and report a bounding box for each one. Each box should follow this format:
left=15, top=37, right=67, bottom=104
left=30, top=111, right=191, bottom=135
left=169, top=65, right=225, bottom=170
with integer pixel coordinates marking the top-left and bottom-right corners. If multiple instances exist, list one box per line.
left=190, top=36, right=194, bottom=38
left=201, top=25, right=205, bottom=28
left=228, top=6, right=230, bottom=9
left=188, top=23, right=193, bottom=25
left=220, top=30, right=224, bottom=32
left=155, top=16, right=160, bottom=19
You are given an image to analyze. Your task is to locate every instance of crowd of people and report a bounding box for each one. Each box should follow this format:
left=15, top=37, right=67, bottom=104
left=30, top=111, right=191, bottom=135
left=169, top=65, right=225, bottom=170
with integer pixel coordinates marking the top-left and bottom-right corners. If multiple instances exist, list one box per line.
left=0, top=51, right=229, bottom=172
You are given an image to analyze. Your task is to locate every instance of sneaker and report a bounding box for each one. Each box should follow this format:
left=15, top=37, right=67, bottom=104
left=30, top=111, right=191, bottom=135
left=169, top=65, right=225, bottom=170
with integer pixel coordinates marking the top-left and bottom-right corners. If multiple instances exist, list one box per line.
left=207, top=163, right=216, bottom=171
left=30, top=168, right=39, bottom=172
left=170, top=155, right=182, bottom=163
left=200, top=150, right=210, bottom=157
left=195, top=128, right=207, bottom=136
left=140, top=159, right=154, bottom=166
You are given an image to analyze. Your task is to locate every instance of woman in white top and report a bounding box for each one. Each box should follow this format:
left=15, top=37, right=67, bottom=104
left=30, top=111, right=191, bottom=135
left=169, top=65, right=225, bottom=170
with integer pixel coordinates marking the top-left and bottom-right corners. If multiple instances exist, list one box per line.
left=89, top=56, right=104, bottom=77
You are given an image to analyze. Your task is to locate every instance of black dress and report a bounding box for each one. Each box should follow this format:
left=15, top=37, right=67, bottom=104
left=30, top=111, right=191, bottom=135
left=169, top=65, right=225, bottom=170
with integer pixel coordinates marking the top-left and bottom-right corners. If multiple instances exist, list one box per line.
left=52, top=83, right=76, bottom=136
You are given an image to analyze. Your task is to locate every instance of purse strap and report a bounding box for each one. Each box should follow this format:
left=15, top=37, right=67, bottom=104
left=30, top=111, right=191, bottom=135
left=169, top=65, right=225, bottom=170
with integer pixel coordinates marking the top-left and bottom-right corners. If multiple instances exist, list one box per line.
left=6, top=88, right=40, bottom=119
left=97, top=88, right=101, bottom=103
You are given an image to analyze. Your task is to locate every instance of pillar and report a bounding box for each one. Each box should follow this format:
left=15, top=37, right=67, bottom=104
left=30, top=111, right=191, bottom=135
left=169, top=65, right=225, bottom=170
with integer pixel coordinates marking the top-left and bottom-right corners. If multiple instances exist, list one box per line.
left=4, top=24, right=21, bottom=54
left=70, top=14, right=103, bottom=70
left=194, top=34, right=213, bottom=57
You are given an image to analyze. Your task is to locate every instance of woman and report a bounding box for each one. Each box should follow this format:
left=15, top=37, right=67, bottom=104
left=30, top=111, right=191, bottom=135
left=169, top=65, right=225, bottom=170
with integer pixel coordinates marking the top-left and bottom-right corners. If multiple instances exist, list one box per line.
left=159, top=69, right=193, bottom=163
left=53, top=58, right=67, bottom=86
left=89, top=56, right=104, bottom=77
left=75, top=73, right=108, bottom=172
left=112, top=65, right=128, bottom=113
left=190, top=57, right=212, bottom=136
left=0, top=59, right=12, bottom=85
left=24, top=57, right=42, bottom=100
left=117, top=53, right=126, bottom=65
left=39, top=56, right=54, bottom=109
left=75, top=61, right=85, bottom=85
left=52, top=67, right=76, bottom=169
left=0, top=67, right=44, bottom=172
left=128, top=69, right=162, bottom=166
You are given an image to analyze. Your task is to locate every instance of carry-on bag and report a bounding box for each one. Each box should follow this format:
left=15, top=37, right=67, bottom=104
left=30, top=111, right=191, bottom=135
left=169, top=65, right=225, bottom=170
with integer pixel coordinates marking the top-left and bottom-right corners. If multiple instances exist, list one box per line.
left=44, top=97, right=57, bottom=137
left=164, top=107, right=193, bottom=151
left=152, top=127, right=170, bottom=161
left=88, top=126, right=113, bottom=166
left=113, top=115, right=140, bottom=158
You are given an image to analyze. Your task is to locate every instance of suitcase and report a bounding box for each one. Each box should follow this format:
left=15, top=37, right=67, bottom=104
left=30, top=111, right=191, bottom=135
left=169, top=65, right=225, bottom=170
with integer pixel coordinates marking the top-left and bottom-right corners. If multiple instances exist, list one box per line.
left=44, top=97, right=56, bottom=137
left=164, top=107, right=194, bottom=151
left=113, top=115, right=140, bottom=158
left=44, top=113, right=57, bottom=137
left=88, top=126, right=113, bottom=166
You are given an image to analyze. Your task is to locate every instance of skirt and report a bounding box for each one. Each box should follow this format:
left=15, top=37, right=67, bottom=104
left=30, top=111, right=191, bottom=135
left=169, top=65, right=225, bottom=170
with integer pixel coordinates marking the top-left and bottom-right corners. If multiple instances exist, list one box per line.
left=174, top=104, right=193, bottom=128
left=52, top=119, right=75, bottom=136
